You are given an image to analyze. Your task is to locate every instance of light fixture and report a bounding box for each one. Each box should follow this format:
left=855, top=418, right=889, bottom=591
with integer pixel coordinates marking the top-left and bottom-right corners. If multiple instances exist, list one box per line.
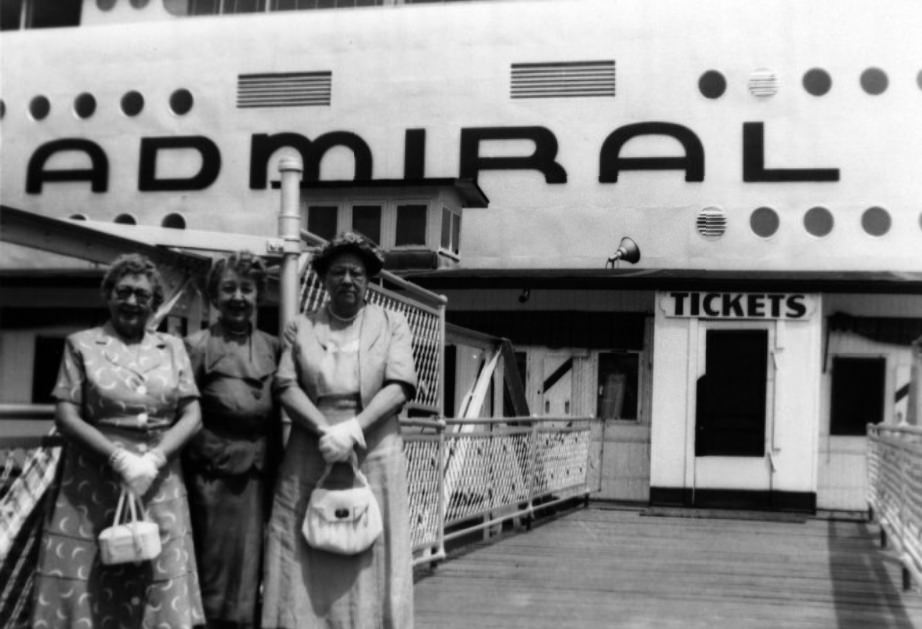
left=605, top=237, right=641, bottom=268
left=518, top=288, right=531, bottom=303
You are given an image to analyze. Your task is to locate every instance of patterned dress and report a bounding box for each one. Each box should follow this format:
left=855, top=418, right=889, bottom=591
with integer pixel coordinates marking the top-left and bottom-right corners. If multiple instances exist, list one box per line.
left=261, top=304, right=417, bottom=629
left=31, top=322, right=205, bottom=629
left=183, top=324, right=280, bottom=628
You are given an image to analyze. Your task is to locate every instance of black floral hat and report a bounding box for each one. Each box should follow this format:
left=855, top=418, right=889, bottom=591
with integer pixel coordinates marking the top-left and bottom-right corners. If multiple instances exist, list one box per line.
left=312, top=231, right=385, bottom=277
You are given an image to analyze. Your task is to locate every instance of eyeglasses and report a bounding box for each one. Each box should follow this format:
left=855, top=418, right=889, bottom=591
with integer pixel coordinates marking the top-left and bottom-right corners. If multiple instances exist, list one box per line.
left=113, top=286, right=153, bottom=305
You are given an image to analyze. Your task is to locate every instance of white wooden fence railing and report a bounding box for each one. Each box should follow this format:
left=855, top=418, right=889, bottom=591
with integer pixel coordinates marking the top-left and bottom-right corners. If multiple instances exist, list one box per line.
left=1, top=408, right=593, bottom=625
left=867, top=423, right=922, bottom=591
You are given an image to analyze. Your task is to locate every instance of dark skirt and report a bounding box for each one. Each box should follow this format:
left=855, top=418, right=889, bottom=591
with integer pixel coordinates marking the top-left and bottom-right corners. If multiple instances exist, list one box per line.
left=186, top=466, right=266, bottom=627
left=31, top=430, right=204, bottom=629
left=261, top=419, right=413, bottom=629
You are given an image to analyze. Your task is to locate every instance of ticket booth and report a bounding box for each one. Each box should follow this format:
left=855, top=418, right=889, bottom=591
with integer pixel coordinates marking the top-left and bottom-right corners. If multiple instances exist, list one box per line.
left=649, top=290, right=822, bottom=512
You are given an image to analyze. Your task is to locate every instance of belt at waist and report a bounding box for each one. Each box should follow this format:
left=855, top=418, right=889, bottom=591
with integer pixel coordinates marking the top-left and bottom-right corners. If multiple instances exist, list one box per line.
left=316, top=393, right=361, bottom=413
left=96, top=413, right=171, bottom=431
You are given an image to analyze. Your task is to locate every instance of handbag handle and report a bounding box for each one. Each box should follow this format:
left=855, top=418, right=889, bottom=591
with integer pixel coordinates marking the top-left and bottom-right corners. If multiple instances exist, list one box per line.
left=315, top=451, right=370, bottom=490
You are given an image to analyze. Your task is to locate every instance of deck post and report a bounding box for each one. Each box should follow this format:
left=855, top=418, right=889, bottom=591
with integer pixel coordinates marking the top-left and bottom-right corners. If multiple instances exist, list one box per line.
left=278, top=156, right=303, bottom=445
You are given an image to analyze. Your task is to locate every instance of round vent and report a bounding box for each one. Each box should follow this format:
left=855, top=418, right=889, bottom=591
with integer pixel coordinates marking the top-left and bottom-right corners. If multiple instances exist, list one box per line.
left=748, top=68, right=779, bottom=97
left=696, top=206, right=727, bottom=239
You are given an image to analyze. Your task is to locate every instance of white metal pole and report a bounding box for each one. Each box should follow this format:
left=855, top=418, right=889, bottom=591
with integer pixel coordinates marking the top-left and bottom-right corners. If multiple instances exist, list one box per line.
left=278, top=156, right=303, bottom=444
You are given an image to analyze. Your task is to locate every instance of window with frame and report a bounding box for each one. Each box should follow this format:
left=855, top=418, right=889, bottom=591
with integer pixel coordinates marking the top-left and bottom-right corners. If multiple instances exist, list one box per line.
left=830, top=356, right=886, bottom=436
left=596, top=351, right=639, bottom=420
left=441, top=207, right=461, bottom=255
left=307, top=205, right=338, bottom=241
left=352, top=204, right=381, bottom=244
left=395, top=204, right=427, bottom=247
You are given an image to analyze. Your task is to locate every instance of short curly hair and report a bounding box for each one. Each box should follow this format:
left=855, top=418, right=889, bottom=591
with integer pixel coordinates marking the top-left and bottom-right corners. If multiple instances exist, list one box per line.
left=101, top=253, right=165, bottom=310
left=206, top=250, right=269, bottom=303
left=312, top=232, right=385, bottom=278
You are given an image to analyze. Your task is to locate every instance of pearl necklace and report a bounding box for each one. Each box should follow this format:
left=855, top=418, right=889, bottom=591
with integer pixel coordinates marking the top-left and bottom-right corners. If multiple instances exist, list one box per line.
left=328, top=305, right=361, bottom=323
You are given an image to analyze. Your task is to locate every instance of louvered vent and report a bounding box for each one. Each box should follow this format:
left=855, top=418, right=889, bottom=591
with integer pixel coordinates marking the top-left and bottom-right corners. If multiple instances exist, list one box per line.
left=237, top=71, right=332, bottom=108
left=748, top=68, right=779, bottom=97
left=511, top=60, right=615, bottom=99
left=696, top=206, right=727, bottom=239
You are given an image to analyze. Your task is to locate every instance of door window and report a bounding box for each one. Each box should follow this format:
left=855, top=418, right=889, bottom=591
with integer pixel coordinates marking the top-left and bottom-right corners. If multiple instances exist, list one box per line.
left=830, top=356, right=885, bottom=435
left=695, top=329, right=768, bottom=456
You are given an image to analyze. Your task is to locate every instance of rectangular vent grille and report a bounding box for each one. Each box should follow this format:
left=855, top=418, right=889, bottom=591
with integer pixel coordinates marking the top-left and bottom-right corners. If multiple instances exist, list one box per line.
left=511, top=60, right=615, bottom=99
left=237, top=71, right=331, bottom=108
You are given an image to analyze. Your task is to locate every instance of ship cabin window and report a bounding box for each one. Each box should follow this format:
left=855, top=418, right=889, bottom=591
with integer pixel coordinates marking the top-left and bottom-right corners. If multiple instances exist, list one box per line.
left=351, top=204, right=382, bottom=244
left=307, top=205, right=338, bottom=241
left=441, top=207, right=461, bottom=256
left=596, top=351, right=640, bottom=421
left=395, top=204, right=427, bottom=247
left=1, top=0, right=82, bottom=29
left=830, top=356, right=886, bottom=436
left=32, top=336, right=66, bottom=403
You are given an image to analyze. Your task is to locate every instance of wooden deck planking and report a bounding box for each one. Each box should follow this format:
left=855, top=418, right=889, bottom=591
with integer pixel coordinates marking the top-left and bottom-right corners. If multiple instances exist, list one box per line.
left=414, top=506, right=922, bottom=628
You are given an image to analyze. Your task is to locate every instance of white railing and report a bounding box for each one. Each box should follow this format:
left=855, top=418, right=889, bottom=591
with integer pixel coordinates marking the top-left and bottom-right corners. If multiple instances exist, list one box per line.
left=405, top=416, right=593, bottom=565
left=0, top=410, right=594, bottom=623
left=867, top=423, right=922, bottom=591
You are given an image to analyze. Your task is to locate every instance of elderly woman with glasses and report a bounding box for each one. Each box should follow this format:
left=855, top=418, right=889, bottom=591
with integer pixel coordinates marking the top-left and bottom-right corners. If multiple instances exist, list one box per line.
left=183, top=251, right=281, bottom=629
left=261, top=232, right=417, bottom=629
left=31, top=253, right=205, bottom=629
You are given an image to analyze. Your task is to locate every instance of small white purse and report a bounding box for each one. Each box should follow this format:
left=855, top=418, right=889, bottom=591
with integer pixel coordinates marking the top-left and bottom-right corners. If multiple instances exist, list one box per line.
left=302, top=461, right=383, bottom=555
left=98, top=488, right=161, bottom=565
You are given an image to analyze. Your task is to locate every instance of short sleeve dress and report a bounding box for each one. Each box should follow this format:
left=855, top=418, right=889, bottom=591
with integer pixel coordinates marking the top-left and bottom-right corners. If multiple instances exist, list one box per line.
left=31, top=323, right=205, bottom=629
left=183, top=323, right=280, bottom=627
left=261, top=303, right=418, bottom=629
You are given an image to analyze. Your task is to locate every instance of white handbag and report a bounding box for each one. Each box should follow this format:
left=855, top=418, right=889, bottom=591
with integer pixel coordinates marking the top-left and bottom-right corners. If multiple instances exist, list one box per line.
left=98, top=488, right=161, bottom=565
left=302, top=460, right=383, bottom=555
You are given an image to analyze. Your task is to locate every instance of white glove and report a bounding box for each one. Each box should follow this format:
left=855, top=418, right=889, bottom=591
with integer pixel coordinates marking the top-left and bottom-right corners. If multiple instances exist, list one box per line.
left=141, top=448, right=167, bottom=472
left=110, top=448, right=159, bottom=497
left=318, top=418, right=365, bottom=463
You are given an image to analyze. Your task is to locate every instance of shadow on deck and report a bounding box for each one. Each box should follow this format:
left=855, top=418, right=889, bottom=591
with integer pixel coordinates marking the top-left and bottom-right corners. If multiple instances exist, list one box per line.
left=414, top=504, right=922, bottom=628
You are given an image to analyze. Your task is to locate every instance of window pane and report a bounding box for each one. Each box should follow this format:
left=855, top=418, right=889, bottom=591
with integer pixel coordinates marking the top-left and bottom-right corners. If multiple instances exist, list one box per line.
left=831, top=357, right=885, bottom=435
left=32, top=336, right=66, bottom=403
left=451, top=212, right=461, bottom=254
left=596, top=352, right=639, bottom=420
left=352, top=205, right=381, bottom=244
left=307, top=205, right=337, bottom=241
left=29, top=0, right=81, bottom=27
left=395, top=204, right=427, bottom=246
left=1, top=0, right=22, bottom=30
left=441, top=208, right=451, bottom=249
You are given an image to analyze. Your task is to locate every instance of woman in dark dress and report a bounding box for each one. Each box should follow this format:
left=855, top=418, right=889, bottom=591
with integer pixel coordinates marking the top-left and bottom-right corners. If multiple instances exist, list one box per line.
left=183, top=250, right=281, bottom=629
left=32, top=253, right=204, bottom=629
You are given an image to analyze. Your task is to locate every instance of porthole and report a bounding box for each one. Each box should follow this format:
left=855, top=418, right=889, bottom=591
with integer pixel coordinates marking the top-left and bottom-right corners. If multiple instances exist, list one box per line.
left=68, top=214, right=89, bottom=221
left=29, top=96, right=51, bottom=121
left=0, top=100, right=5, bottom=120
left=750, top=207, right=780, bottom=238
left=169, top=88, right=194, bottom=115
left=860, top=68, right=888, bottom=95
left=917, top=70, right=922, bottom=91
left=96, top=0, right=116, bottom=10
left=698, top=70, right=727, bottom=99
left=803, top=206, right=834, bottom=237
left=161, top=213, right=186, bottom=229
left=121, top=91, right=144, bottom=117
left=803, top=68, right=832, bottom=96
left=74, top=93, right=97, bottom=119
left=696, top=206, right=727, bottom=239
left=861, top=206, right=891, bottom=236
left=114, top=213, right=138, bottom=225
left=130, top=0, right=149, bottom=7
